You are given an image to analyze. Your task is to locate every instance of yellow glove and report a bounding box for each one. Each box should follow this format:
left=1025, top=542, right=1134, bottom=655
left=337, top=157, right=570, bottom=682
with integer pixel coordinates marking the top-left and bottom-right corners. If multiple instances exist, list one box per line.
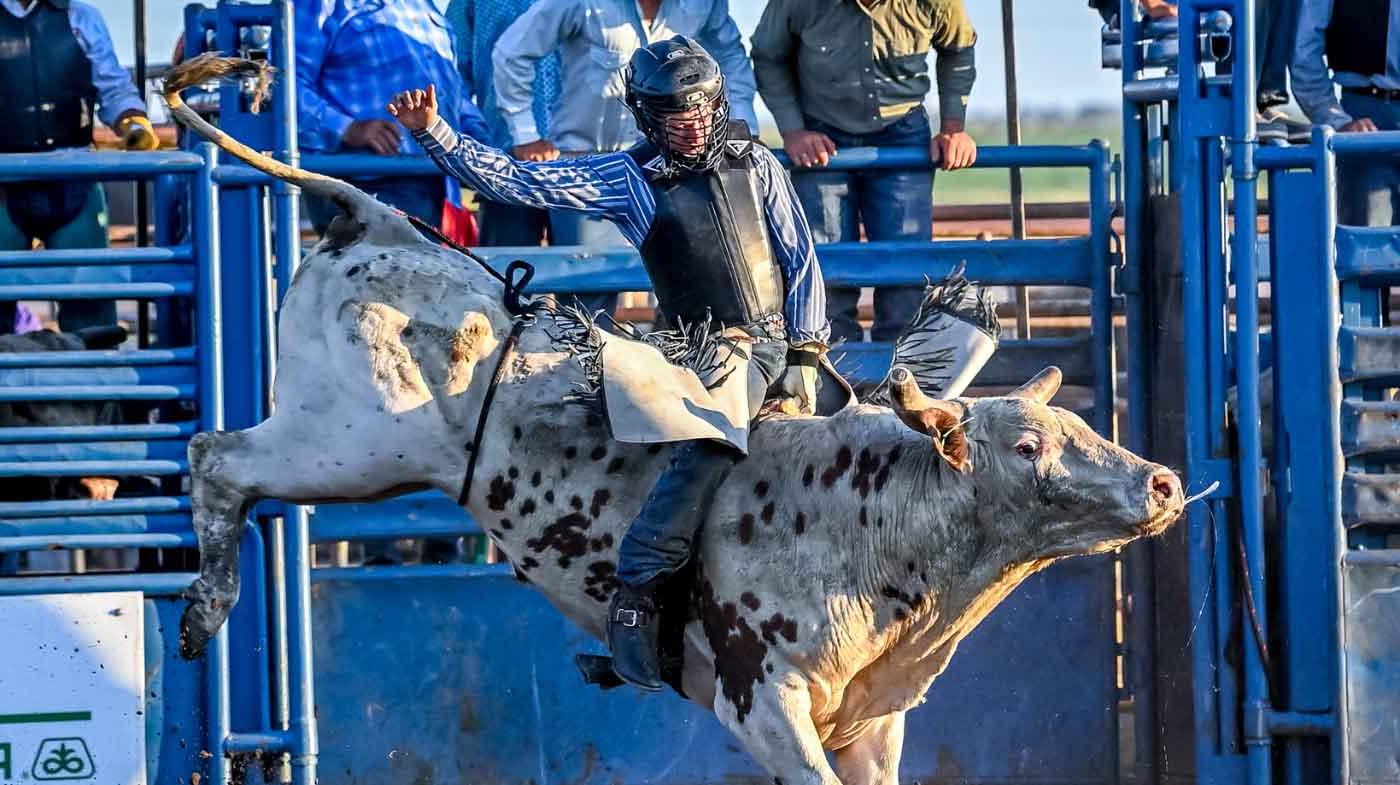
left=116, top=114, right=159, bottom=151
left=778, top=343, right=824, bottom=416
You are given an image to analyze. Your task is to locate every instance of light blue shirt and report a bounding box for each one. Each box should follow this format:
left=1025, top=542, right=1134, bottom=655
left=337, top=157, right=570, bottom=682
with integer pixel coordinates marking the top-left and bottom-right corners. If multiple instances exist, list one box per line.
left=414, top=116, right=831, bottom=344
left=446, top=0, right=562, bottom=149
left=492, top=0, right=758, bottom=152
left=1293, top=0, right=1400, bottom=128
left=0, top=0, right=146, bottom=130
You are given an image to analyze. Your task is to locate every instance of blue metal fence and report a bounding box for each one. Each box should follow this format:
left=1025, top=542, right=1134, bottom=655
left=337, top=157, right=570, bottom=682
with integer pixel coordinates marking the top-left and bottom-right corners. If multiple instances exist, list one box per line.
left=1148, top=0, right=1400, bottom=779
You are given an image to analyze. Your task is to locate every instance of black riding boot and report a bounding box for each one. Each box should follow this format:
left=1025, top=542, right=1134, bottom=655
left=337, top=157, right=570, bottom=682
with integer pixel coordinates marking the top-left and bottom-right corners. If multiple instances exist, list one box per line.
left=607, top=580, right=664, bottom=691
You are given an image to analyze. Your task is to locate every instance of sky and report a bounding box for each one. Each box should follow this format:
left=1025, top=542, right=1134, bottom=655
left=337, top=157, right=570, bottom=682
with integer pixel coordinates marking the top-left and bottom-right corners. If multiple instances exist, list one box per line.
left=85, top=0, right=1122, bottom=115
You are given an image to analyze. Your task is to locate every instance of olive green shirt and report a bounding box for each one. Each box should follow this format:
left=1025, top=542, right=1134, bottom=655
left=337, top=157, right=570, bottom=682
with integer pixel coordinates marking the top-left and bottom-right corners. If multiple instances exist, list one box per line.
left=751, top=0, right=978, bottom=135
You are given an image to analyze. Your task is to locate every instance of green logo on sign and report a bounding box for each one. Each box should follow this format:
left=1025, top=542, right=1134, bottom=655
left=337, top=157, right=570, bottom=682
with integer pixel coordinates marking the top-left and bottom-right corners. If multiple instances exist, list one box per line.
left=31, top=738, right=95, bottom=780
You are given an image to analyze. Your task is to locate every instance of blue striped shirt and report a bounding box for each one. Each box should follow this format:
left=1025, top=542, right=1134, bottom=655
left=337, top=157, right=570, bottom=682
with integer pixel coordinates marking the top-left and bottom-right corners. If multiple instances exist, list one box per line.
left=414, top=117, right=831, bottom=344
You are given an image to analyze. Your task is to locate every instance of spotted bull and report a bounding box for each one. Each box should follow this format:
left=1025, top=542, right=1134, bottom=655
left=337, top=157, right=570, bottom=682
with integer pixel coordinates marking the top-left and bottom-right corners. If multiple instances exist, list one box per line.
left=166, top=56, right=1186, bottom=785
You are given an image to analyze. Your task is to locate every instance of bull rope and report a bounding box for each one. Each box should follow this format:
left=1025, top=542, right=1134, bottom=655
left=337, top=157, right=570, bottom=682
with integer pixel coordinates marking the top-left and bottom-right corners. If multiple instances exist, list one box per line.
left=396, top=217, right=543, bottom=506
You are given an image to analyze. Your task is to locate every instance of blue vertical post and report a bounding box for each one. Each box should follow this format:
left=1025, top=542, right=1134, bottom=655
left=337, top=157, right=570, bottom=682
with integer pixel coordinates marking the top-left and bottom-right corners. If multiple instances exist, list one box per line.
left=1176, top=4, right=1230, bottom=776
left=193, top=142, right=224, bottom=434
left=1225, top=1, right=1274, bottom=782
left=1117, top=3, right=1161, bottom=779
left=1088, top=139, right=1115, bottom=439
left=1316, top=128, right=1348, bottom=785
left=271, top=3, right=318, bottom=782
left=206, top=626, right=231, bottom=785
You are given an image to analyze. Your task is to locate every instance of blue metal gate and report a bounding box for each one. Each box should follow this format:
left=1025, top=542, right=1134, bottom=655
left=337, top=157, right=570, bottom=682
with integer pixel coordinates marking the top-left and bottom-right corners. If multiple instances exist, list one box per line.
left=1142, top=0, right=1400, bottom=781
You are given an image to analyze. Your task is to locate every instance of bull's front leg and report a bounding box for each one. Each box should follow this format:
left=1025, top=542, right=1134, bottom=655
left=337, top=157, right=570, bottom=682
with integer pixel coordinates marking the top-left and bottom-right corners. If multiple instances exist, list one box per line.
left=832, top=712, right=905, bottom=785
left=715, top=674, right=845, bottom=785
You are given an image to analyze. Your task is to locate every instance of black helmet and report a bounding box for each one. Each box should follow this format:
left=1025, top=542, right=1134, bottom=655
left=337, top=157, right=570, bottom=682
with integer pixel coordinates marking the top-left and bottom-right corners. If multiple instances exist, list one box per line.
left=624, top=36, right=730, bottom=172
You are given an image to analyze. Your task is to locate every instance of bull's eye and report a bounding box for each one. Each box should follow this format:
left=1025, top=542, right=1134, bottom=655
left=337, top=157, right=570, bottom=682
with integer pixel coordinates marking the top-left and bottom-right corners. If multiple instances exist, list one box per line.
left=1015, top=437, right=1041, bottom=459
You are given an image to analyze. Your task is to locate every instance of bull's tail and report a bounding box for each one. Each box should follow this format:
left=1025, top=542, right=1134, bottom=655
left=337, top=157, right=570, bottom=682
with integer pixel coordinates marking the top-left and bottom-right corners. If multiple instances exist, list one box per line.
left=161, top=54, right=380, bottom=217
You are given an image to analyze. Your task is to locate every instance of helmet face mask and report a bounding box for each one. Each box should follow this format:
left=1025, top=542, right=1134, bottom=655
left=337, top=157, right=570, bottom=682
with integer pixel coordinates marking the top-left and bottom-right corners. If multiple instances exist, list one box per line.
left=625, top=36, right=731, bottom=173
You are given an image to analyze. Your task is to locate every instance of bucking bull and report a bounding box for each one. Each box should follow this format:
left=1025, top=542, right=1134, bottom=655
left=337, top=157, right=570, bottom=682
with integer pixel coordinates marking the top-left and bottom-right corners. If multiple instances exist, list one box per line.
left=166, top=57, right=1185, bottom=785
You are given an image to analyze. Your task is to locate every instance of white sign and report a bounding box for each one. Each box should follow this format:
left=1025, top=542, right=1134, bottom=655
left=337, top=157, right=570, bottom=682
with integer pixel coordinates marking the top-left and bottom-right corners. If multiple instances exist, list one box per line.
left=0, top=593, right=146, bottom=785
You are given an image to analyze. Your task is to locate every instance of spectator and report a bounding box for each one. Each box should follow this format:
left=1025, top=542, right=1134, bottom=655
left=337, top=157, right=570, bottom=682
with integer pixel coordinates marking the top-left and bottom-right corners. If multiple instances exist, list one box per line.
left=0, top=0, right=158, bottom=332
left=752, top=0, right=978, bottom=344
left=1294, top=0, right=1399, bottom=228
left=1090, top=0, right=1177, bottom=25
left=295, top=0, right=490, bottom=236
left=445, top=0, right=561, bottom=248
left=491, top=0, right=759, bottom=314
left=0, top=302, right=42, bottom=336
left=1256, top=0, right=1311, bottom=141
left=1094, top=0, right=1308, bottom=142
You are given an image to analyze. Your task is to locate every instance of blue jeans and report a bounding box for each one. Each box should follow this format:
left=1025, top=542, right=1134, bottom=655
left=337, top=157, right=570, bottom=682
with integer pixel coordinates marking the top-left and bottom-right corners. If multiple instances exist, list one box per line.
left=1338, top=93, right=1400, bottom=228
left=1256, top=0, right=1300, bottom=109
left=0, top=181, right=115, bottom=330
left=793, top=108, right=934, bottom=343
left=304, top=176, right=445, bottom=236
left=615, top=335, right=787, bottom=586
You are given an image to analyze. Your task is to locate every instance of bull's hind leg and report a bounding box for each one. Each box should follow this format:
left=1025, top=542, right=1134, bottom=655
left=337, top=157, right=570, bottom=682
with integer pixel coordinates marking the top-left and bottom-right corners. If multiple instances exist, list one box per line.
left=178, top=413, right=459, bottom=659
left=179, top=428, right=265, bottom=659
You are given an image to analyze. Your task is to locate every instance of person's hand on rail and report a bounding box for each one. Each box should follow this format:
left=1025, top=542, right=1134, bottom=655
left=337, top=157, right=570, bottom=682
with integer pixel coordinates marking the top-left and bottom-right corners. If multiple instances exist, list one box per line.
left=782, top=129, right=837, bottom=168
left=1340, top=117, right=1379, bottom=133
left=1140, top=0, right=1178, bottom=19
left=387, top=85, right=439, bottom=136
left=512, top=139, right=561, bottom=162
left=344, top=119, right=403, bottom=156
left=931, top=121, right=977, bottom=171
left=116, top=111, right=159, bottom=151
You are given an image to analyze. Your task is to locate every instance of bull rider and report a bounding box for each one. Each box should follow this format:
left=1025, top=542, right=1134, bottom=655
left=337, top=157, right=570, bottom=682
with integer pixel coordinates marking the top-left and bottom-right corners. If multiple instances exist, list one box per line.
left=390, top=36, right=832, bottom=692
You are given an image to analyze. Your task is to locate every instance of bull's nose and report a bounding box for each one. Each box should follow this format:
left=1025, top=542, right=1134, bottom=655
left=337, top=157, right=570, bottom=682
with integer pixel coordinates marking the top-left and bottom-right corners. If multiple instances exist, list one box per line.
left=1150, top=470, right=1182, bottom=505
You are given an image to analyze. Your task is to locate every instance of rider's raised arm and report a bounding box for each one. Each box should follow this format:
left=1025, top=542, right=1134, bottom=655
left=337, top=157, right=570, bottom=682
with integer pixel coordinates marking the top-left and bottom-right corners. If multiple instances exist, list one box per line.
left=411, top=118, right=650, bottom=245
left=751, top=144, right=832, bottom=347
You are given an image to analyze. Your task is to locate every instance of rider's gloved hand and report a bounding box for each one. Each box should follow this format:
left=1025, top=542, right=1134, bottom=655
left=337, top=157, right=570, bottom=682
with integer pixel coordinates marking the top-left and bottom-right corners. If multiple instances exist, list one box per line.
left=117, top=113, right=159, bottom=151
left=779, top=342, right=824, bottom=415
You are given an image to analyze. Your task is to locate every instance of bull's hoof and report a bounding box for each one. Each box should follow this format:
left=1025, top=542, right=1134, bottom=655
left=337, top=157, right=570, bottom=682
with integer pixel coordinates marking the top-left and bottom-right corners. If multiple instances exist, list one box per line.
left=178, top=585, right=232, bottom=660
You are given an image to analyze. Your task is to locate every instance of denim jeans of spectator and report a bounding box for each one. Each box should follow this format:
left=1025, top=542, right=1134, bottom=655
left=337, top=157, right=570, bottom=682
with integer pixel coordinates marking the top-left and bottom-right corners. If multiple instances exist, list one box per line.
left=478, top=198, right=549, bottom=247
left=546, top=208, right=623, bottom=317
left=1338, top=93, right=1400, bottom=229
left=1255, top=0, right=1300, bottom=109
left=1338, top=92, right=1400, bottom=325
left=0, top=181, right=115, bottom=330
left=304, top=176, right=446, bottom=237
left=793, top=107, right=934, bottom=343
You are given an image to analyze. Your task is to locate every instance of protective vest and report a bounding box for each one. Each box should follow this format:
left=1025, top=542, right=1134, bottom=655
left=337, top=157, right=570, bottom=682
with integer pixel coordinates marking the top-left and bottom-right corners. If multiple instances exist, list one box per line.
left=0, top=0, right=96, bottom=153
left=1326, top=0, right=1389, bottom=78
left=630, top=122, right=786, bottom=331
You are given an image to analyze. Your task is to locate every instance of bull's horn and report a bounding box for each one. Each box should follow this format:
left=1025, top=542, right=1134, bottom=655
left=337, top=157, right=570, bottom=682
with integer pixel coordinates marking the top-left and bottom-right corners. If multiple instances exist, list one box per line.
left=1010, top=366, right=1062, bottom=404
left=889, top=365, right=970, bottom=472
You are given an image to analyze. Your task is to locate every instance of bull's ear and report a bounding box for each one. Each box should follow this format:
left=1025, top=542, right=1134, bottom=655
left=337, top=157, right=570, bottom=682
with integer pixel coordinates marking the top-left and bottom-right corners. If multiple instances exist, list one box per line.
left=888, top=366, right=971, bottom=473
left=1010, top=366, right=1062, bottom=404
left=75, top=325, right=128, bottom=350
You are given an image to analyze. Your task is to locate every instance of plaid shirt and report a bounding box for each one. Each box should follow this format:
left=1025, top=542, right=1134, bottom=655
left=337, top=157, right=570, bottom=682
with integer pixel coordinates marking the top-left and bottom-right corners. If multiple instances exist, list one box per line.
left=295, top=0, right=489, bottom=153
left=445, top=0, right=561, bottom=150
